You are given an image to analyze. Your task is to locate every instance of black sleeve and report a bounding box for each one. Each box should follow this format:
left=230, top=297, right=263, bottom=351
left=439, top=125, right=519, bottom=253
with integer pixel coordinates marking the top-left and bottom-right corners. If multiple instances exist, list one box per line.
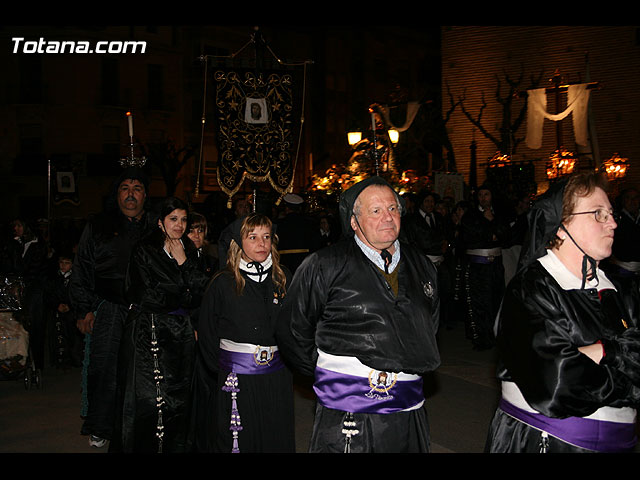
left=69, top=222, right=100, bottom=318
left=497, top=273, right=640, bottom=418
left=276, top=253, right=325, bottom=376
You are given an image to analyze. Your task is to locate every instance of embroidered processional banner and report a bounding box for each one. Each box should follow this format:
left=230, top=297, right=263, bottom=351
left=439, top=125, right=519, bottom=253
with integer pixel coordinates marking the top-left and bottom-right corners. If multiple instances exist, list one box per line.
left=214, top=69, right=301, bottom=205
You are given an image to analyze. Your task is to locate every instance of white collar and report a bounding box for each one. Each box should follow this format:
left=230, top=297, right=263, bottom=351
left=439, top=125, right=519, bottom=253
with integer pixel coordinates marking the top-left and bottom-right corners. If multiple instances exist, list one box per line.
left=20, top=237, right=38, bottom=257
left=239, top=253, right=273, bottom=282
left=538, top=249, right=615, bottom=291
left=354, top=235, right=400, bottom=273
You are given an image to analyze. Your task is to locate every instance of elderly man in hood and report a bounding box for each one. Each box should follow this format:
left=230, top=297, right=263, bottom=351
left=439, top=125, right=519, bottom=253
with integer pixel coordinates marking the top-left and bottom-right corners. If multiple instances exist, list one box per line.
left=277, top=176, right=441, bottom=453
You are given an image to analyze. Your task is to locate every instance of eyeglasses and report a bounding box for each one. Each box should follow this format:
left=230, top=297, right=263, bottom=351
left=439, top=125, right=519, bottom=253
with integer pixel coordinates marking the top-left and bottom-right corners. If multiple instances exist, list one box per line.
left=569, top=209, right=619, bottom=224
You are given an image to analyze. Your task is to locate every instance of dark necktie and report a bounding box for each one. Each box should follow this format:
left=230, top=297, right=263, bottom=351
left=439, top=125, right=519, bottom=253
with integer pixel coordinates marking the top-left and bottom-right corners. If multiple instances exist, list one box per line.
left=380, top=249, right=392, bottom=274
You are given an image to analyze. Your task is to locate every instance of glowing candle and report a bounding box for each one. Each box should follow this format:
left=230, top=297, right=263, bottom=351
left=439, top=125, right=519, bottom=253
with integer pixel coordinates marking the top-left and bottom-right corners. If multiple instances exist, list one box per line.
left=127, top=112, right=134, bottom=137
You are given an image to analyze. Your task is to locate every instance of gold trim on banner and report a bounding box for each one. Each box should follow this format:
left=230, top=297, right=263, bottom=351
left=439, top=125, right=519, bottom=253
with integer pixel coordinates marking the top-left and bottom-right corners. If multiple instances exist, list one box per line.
left=214, top=67, right=305, bottom=207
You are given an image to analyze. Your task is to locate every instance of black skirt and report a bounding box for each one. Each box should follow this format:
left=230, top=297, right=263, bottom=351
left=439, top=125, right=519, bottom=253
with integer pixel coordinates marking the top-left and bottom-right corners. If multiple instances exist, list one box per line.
left=214, top=366, right=296, bottom=453
left=309, top=403, right=431, bottom=453
left=112, top=310, right=196, bottom=453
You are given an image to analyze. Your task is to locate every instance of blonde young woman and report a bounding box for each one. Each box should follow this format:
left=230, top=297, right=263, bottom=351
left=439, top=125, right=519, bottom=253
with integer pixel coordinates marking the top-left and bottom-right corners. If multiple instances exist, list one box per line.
left=192, top=213, right=295, bottom=453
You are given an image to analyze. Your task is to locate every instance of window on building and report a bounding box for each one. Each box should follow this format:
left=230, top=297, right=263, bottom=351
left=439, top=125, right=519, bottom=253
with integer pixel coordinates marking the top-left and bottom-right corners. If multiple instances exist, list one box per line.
left=19, top=56, right=43, bottom=104
left=14, top=124, right=45, bottom=175
left=101, top=58, right=119, bottom=106
left=148, top=64, right=164, bottom=110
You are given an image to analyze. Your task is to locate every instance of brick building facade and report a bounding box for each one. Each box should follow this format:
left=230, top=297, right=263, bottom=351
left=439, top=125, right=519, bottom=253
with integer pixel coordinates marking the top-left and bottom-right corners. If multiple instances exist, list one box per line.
left=442, top=25, right=640, bottom=196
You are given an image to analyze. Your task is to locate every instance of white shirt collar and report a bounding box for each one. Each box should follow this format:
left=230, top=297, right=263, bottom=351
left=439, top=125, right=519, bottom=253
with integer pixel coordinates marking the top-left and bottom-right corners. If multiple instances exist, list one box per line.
left=354, top=235, right=400, bottom=273
left=538, top=249, right=615, bottom=291
left=239, top=253, right=273, bottom=282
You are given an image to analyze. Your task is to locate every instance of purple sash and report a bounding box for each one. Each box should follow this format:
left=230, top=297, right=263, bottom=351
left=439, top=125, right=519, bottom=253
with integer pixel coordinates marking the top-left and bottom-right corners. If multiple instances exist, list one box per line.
left=500, top=398, right=637, bottom=452
left=314, top=366, right=424, bottom=414
left=219, top=347, right=284, bottom=375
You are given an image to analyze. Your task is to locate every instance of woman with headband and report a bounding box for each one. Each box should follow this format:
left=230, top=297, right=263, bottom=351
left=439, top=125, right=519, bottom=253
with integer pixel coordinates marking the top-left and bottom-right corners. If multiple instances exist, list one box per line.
left=192, top=213, right=295, bottom=453
left=486, top=172, right=640, bottom=453
left=110, top=196, right=209, bottom=453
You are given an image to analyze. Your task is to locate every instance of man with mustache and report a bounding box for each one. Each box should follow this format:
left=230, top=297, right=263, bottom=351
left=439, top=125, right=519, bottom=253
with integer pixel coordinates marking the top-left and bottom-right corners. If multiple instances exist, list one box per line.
left=70, top=167, right=150, bottom=449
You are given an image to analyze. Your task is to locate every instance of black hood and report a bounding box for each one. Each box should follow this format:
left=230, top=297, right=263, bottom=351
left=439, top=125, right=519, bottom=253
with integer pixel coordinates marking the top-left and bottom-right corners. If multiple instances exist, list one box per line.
left=338, top=176, right=404, bottom=237
left=518, top=179, right=566, bottom=272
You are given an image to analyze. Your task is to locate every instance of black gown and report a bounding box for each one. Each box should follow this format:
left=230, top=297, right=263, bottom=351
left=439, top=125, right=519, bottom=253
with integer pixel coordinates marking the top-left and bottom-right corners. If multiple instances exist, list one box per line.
left=276, top=237, right=440, bottom=453
left=111, top=239, right=208, bottom=453
left=459, top=206, right=509, bottom=349
left=193, top=260, right=295, bottom=453
left=486, top=251, right=640, bottom=453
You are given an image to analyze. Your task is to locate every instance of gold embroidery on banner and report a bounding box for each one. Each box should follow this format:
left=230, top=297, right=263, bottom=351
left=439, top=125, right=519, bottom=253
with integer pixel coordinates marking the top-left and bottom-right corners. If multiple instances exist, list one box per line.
left=215, top=70, right=297, bottom=201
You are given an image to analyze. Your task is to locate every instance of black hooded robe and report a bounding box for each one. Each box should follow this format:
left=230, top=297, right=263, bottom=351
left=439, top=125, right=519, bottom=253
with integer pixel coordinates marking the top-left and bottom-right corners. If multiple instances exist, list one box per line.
left=110, top=238, right=208, bottom=453
left=276, top=176, right=441, bottom=453
left=192, top=266, right=295, bottom=453
left=486, top=179, right=640, bottom=453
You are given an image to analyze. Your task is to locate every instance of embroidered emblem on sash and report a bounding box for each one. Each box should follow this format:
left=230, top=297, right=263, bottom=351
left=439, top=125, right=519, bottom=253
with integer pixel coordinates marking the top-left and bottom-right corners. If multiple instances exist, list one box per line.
left=365, top=370, right=397, bottom=401
left=253, top=346, right=274, bottom=366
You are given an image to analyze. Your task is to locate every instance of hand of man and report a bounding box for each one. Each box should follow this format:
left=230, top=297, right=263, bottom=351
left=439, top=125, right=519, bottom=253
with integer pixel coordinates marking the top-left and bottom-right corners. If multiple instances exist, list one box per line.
left=77, top=311, right=95, bottom=334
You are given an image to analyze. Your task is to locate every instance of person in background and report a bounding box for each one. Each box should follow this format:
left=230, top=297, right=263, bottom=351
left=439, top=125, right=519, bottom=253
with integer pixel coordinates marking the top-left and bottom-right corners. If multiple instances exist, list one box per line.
left=486, top=172, right=640, bottom=453
left=7, top=219, right=48, bottom=380
left=44, top=251, right=83, bottom=368
left=187, top=212, right=218, bottom=278
left=275, top=193, right=317, bottom=274
left=602, top=187, right=640, bottom=304
left=403, top=192, right=453, bottom=330
left=217, top=196, right=252, bottom=269
left=314, top=214, right=339, bottom=250
left=502, top=190, right=532, bottom=287
left=459, top=184, right=510, bottom=350
left=193, top=213, right=295, bottom=453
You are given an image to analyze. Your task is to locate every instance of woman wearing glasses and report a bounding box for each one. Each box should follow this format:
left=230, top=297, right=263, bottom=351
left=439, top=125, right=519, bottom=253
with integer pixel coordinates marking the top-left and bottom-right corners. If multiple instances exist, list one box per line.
left=486, top=172, right=640, bottom=453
